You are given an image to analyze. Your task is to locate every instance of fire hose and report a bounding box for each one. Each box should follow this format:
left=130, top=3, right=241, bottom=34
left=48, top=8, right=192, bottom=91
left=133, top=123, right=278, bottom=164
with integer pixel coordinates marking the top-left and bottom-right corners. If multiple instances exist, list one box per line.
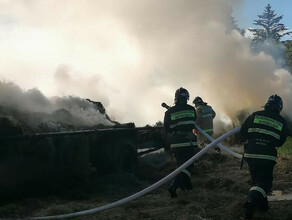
left=24, top=126, right=241, bottom=220
left=194, top=126, right=243, bottom=159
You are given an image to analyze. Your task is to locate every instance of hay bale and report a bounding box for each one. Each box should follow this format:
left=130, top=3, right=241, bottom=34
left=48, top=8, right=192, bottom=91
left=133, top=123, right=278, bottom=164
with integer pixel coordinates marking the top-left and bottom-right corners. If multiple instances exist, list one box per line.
left=52, top=135, right=90, bottom=180
left=0, top=134, right=90, bottom=191
left=0, top=117, right=57, bottom=189
left=0, top=137, right=55, bottom=188
left=0, top=116, right=23, bottom=136
left=88, top=133, right=116, bottom=174
left=89, top=133, right=138, bottom=174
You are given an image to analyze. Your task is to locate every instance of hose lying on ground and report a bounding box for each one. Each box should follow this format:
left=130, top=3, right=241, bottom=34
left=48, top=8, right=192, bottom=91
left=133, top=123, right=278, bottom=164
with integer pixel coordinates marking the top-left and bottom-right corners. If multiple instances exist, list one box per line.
left=195, top=125, right=243, bottom=159
left=24, top=127, right=241, bottom=220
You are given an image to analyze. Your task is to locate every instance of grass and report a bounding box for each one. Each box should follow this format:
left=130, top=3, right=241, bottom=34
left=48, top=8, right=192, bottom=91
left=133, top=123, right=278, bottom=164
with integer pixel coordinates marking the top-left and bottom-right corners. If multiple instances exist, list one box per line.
left=278, top=137, right=292, bottom=156
left=1, top=150, right=291, bottom=219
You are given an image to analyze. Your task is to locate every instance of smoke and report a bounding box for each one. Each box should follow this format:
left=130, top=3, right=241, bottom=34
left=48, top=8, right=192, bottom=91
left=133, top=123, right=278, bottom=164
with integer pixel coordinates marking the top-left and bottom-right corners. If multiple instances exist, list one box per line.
left=0, top=81, right=51, bottom=112
left=251, top=39, right=288, bottom=68
left=54, top=65, right=110, bottom=107
left=0, top=81, right=113, bottom=127
left=0, top=0, right=291, bottom=126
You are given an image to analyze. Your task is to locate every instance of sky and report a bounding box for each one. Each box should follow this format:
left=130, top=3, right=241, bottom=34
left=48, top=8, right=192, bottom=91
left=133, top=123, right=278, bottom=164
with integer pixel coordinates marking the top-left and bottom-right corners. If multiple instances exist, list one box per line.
left=0, top=0, right=292, bottom=127
left=234, top=0, right=292, bottom=39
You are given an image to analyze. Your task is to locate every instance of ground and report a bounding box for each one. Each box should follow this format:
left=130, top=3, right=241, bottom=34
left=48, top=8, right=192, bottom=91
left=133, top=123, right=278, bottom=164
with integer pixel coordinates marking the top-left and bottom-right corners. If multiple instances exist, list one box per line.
left=0, top=148, right=292, bottom=220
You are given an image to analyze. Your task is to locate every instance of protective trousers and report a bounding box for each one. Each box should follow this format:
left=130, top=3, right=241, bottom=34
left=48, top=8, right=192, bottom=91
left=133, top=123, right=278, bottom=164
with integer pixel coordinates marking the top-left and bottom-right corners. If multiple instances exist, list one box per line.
left=246, top=159, right=275, bottom=212
left=170, top=146, right=196, bottom=191
left=197, top=131, right=213, bottom=148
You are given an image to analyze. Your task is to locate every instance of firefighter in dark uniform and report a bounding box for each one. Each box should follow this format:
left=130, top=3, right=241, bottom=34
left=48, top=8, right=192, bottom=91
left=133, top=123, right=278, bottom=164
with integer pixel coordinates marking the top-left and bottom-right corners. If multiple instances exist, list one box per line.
left=164, top=87, right=198, bottom=198
left=240, top=94, right=288, bottom=219
left=193, top=96, right=217, bottom=150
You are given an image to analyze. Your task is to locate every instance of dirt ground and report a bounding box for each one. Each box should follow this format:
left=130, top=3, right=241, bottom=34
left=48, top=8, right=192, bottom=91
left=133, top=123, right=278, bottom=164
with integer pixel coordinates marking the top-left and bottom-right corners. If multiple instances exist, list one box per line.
left=0, top=150, right=292, bottom=220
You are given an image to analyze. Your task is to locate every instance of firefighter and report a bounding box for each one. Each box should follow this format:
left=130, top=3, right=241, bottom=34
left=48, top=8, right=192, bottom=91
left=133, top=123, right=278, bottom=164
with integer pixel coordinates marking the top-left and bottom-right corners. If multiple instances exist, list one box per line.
left=240, top=94, right=288, bottom=219
left=193, top=96, right=217, bottom=150
left=164, top=87, right=198, bottom=198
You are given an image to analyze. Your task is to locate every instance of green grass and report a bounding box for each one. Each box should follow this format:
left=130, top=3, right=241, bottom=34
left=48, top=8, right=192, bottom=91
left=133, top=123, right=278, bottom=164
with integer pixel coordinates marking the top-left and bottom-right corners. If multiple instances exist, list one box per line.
left=278, top=137, right=292, bottom=156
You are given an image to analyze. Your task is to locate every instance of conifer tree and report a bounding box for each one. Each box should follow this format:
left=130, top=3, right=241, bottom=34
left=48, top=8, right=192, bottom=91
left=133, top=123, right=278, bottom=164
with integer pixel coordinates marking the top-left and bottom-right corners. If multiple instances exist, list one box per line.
left=228, top=15, right=245, bottom=36
left=284, top=40, right=292, bottom=71
left=249, top=4, right=292, bottom=43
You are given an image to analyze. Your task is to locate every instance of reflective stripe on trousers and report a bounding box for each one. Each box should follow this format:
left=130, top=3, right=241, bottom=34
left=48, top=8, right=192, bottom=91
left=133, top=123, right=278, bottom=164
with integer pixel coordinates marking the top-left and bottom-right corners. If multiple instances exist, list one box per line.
left=182, top=169, right=191, bottom=178
left=250, top=186, right=267, bottom=198
left=244, top=153, right=277, bottom=162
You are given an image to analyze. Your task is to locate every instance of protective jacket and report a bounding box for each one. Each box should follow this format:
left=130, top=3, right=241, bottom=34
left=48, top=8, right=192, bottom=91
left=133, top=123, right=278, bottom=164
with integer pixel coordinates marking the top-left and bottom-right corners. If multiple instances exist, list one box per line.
left=164, top=103, right=197, bottom=148
left=195, top=103, right=216, bottom=135
left=240, top=109, right=288, bottom=162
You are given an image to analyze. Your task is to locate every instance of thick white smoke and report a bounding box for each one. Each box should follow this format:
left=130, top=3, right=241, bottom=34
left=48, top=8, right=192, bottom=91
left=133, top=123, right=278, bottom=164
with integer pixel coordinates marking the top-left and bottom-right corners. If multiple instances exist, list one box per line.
left=0, top=0, right=291, bottom=126
left=0, top=81, right=113, bottom=127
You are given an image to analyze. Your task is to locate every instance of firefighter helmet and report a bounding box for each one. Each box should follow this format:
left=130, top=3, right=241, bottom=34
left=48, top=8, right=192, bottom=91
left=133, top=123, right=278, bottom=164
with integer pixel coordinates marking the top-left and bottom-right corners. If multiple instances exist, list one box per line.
left=174, top=87, right=189, bottom=104
left=193, top=96, right=203, bottom=105
left=264, top=94, right=283, bottom=112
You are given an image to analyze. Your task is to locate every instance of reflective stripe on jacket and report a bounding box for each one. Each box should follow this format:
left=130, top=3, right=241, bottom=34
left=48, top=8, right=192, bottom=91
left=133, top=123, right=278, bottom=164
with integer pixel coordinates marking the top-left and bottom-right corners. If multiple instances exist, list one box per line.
left=164, top=103, right=197, bottom=148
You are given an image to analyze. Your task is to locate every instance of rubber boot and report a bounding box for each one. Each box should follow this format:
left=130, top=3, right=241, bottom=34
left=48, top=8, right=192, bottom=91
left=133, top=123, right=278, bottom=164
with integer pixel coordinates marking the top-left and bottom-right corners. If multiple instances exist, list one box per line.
left=168, top=185, right=177, bottom=198
left=185, top=176, right=193, bottom=191
left=245, top=200, right=256, bottom=219
left=214, top=147, right=221, bottom=153
left=259, top=197, right=269, bottom=212
left=168, top=178, right=179, bottom=198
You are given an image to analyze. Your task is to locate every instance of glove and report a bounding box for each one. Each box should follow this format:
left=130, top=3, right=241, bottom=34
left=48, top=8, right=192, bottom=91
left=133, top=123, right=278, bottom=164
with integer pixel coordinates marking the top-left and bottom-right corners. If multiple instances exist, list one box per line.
left=192, top=129, right=198, bottom=135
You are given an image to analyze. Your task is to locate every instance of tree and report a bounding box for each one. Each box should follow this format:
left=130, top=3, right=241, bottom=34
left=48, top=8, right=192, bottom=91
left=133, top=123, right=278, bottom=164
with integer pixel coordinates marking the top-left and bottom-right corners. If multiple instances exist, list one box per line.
left=249, top=4, right=292, bottom=43
left=228, top=15, right=245, bottom=36
left=284, top=40, right=292, bottom=71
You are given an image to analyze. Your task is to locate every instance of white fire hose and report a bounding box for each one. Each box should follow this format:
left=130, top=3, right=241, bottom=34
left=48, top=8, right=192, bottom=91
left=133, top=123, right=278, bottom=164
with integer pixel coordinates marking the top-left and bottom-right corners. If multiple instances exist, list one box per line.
left=195, top=126, right=243, bottom=159
left=25, top=126, right=241, bottom=220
